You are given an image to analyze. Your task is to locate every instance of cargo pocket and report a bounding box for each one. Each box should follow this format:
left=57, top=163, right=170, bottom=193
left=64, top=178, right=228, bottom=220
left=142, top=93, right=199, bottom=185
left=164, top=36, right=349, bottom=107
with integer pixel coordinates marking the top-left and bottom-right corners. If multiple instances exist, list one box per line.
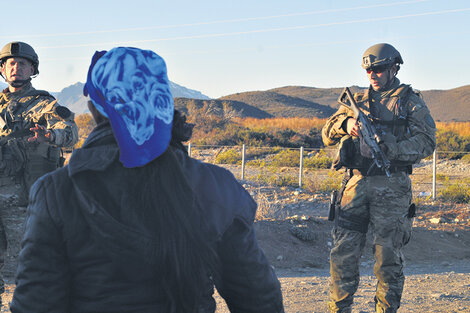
left=393, top=216, right=412, bottom=248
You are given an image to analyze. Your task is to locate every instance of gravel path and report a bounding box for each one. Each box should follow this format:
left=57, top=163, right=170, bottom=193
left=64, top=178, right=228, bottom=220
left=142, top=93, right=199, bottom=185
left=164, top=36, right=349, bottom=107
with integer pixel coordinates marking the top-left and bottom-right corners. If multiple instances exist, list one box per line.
left=213, top=262, right=470, bottom=313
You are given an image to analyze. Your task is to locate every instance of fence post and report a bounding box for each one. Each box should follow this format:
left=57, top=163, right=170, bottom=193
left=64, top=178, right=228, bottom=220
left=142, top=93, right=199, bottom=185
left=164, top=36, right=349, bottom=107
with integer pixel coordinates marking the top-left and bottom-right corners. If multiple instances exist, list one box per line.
left=241, top=144, right=246, bottom=181
left=188, top=142, right=191, bottom=157
left=299, top=146, right=304, bottom=188
left=432, top=149, right=437, bottom=200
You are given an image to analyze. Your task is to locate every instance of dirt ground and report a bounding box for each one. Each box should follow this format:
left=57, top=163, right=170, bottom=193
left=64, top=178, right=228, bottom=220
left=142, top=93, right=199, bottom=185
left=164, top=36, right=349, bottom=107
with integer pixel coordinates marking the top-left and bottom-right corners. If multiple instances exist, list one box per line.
left=212, top=184, right=470, bottom=313
left=1, top=160, right=469, bottom=312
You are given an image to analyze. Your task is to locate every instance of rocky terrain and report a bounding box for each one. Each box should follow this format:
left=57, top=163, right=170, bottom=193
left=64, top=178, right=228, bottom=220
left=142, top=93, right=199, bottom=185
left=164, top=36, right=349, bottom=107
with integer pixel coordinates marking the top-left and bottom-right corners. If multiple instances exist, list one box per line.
left=1, top=159, right=469, bottom=312
left=215, top=158, right=470, bottom=312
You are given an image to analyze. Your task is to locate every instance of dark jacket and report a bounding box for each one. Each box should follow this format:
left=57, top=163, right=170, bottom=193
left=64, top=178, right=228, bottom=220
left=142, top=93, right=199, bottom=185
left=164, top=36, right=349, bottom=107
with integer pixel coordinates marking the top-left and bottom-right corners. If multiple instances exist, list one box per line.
left=10, top=122, right=283, bottom=313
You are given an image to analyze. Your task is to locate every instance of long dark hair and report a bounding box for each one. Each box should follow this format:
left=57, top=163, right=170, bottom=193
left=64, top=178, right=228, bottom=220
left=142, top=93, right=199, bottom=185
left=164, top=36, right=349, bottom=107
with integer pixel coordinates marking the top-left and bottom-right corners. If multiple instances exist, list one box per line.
left=126, top=146, right=217, bottom=312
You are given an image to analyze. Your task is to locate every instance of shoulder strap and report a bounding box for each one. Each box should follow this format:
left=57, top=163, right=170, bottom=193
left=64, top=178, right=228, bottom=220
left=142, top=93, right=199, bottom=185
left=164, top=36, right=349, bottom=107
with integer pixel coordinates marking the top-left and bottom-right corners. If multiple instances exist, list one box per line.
left=24, top=89, right=55, bottom=99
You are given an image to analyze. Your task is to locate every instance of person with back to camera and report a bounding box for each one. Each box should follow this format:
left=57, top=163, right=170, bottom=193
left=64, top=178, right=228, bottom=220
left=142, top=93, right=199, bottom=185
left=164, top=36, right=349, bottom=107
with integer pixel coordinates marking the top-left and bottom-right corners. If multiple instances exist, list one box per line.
left=10, top=47, right=284, bottom=313
left=322, top=43, right=436, bottom=312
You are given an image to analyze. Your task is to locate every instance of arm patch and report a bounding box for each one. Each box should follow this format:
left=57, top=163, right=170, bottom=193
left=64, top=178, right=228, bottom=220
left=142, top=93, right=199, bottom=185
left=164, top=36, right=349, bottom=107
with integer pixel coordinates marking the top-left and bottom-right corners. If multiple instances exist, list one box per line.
left=55, top=106, right=72, bottom=119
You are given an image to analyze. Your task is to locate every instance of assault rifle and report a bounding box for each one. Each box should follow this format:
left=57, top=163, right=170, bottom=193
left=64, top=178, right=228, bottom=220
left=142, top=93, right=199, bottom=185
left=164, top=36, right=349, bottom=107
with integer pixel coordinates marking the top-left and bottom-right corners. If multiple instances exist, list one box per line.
left=338, top=87, right=391, bottom=177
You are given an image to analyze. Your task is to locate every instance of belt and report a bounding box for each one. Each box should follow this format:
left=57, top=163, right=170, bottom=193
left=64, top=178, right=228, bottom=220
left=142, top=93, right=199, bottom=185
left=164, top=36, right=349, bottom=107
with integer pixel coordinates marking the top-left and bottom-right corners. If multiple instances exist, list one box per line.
left=351, top=165, right=411, bottom=177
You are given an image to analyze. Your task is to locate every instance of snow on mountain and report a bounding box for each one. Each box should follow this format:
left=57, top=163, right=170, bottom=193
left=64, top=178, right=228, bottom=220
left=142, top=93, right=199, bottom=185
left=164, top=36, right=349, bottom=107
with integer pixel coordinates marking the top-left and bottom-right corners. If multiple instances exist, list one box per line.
left=53, top=81, right=210, bottom=114
left=170, top=81, right=210, bottom=100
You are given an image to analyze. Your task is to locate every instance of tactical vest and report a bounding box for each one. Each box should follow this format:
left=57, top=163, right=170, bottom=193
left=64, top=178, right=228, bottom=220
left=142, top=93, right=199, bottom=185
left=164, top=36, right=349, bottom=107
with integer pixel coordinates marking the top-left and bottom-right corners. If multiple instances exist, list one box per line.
left=0, top=89, right=61, bottom=187
left=333, top=84, right=414, bottom=170
left=357, top=84, right=413, bottom=139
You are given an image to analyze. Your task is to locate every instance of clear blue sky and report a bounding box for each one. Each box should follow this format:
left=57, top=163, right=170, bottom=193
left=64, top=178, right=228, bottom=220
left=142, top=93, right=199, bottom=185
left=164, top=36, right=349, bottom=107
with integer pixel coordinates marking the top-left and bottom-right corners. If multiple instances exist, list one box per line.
left=2, top=0, right=469, bottom=98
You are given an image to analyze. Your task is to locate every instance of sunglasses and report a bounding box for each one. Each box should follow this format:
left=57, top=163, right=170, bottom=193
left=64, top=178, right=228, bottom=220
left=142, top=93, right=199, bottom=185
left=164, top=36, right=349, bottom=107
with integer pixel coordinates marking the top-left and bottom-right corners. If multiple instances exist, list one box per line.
left=366, top=65, right=390, bottom=74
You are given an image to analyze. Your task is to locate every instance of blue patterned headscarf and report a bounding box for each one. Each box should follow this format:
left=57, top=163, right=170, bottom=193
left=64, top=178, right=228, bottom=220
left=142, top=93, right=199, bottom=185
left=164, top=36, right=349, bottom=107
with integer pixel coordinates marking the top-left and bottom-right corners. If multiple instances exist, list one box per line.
left=84, top=47, right=174, bottom=168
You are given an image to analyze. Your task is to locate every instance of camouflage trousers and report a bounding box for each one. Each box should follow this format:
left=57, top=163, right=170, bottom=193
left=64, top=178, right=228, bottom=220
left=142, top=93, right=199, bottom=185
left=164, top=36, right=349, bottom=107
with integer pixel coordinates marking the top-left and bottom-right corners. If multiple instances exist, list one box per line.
left=327, top=171, right=413, bottom=313
left=0, top=177, right=29, bottom=305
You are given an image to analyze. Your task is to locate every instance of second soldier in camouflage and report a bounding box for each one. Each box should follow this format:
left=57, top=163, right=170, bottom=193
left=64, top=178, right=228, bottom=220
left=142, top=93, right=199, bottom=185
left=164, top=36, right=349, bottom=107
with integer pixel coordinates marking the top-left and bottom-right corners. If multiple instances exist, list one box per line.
left=322, top=43, right=436, bottom=313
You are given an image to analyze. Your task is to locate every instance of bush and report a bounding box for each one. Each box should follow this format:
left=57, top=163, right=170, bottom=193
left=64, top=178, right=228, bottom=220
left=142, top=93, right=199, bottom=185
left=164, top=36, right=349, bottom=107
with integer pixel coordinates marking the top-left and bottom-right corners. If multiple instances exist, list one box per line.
left=74, top=113, right=95, bottom=149
left=304, top=170, right=343, bottom=193
left=246, top=168, right=298, bottom=187
left=246, top=159, right=267, bottom=167
left=304, top=150, right=333, bottom=169
left=215, top=148, right=240, bottom=164
left=271, top=149, right=300, bottom=167
left=436, top=130, right=470, bottom=159
left=461, top=153, right=470, bottom=163
left=438, top=177, right=470, bottom=203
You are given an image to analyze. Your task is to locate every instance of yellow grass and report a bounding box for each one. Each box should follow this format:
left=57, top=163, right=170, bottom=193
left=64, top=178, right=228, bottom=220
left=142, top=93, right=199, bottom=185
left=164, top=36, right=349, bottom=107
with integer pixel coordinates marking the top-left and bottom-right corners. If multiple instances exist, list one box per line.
left=236, top=117, right=327, bottom=131
left=436, top=122, right=470, bottom=137
left=237, top=118, right=469, bottom=137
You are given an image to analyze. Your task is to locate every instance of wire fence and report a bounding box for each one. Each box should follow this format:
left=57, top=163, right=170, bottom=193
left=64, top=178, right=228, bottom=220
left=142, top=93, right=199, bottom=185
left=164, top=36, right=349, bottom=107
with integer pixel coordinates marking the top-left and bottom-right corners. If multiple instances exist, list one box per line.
left=186, top=143, right=470, bottom=200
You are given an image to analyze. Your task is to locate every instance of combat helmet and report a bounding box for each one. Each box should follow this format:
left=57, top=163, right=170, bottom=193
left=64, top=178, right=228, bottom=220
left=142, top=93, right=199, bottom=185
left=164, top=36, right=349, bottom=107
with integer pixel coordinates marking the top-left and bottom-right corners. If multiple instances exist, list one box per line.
left=361, top=43, right=403, bottom=70
left=0, top=41, right=39, bottom=75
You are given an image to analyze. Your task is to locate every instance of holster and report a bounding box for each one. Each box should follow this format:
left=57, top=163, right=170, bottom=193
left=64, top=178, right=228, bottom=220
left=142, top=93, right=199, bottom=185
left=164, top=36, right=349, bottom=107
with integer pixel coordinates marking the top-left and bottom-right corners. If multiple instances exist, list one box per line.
left=408, top=203, right=416, bottom=218
left=328, top=169, right=369, bottom=234
left=328, top=190, right=337, bottom=221
left=328, top=170, right=352, bottom=221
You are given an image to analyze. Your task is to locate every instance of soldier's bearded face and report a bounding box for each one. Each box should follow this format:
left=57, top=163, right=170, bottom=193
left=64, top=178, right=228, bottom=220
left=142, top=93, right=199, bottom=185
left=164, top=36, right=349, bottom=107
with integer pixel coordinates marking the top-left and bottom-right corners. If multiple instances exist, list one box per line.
left=1, top=57, right=34, bottom=82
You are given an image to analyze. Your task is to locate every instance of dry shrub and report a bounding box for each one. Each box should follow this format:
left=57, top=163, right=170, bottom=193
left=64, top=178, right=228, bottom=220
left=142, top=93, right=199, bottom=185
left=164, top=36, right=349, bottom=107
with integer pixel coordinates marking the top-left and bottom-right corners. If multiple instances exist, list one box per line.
left=437, top=121, right=470, bottom=137
left=439, top=177, right=470, bottom=203
left=238, top=117, right=326, bottom=131
left=74, top=113, right=95, bottom=148
left=215, top=148, right=240, bottom=164
left=255, top=191, right=274, bottom=220
left=252, top=188, right=282, bottom=220
left=304, top=170, right=343, bottom=193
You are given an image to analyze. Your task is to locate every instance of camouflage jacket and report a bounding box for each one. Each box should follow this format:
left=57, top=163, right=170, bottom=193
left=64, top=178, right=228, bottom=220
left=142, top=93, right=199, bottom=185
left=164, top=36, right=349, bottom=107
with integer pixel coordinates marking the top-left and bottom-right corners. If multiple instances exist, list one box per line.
left=322, top=82, right=436, bottom=167
left=0, top=83, right=78, bottom=148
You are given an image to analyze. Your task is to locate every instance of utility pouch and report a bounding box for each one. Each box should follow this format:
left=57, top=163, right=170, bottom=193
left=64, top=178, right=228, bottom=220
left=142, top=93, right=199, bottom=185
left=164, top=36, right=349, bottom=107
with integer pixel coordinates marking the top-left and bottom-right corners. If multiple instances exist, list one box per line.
left=3, top=140, right=26, bottom=175
left=57, top=148, right=66, bottom=167
left=328, top=190, right=337, bottom=221
left=332, top=136, right=363, bottom=170
left=328, top=170, right=352, bottom=222
left=58, top=156, right=66, bottom=167
left=407, top=203, right=416, bottom=218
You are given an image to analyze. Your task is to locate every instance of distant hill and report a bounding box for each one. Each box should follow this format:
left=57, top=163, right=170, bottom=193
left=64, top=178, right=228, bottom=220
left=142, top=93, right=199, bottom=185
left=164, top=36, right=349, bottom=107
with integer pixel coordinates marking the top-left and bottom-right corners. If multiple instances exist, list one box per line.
left=269, top=86, right=365, bottom=109
left=1, top=79, right=469, bottom=121
left=55, top=81, right=211, bottom=114
left=421, top=85, right=470, bottom=122
left=174, top=98, right=272, bottom=119
left=52, top=83, right=470, bottom=121
left=55, top=82, right=87, bottom=115
left=219, top=85, right=470, bottom=122
left=219, top=90, right=336, bottom=118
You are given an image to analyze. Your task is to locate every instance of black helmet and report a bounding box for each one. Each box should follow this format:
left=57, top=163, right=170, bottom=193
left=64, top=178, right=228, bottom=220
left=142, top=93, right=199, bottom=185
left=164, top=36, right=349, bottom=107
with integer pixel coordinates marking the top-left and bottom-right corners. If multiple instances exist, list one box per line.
left=0, top=41, right=39, bottom=75
left=361, top=43, right=403, bottom=70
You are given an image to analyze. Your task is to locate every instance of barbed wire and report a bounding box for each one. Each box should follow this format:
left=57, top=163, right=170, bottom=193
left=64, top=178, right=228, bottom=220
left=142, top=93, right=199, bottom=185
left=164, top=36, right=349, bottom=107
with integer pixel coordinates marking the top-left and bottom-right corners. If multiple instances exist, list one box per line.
left=186, top=143, right=470, bottom=155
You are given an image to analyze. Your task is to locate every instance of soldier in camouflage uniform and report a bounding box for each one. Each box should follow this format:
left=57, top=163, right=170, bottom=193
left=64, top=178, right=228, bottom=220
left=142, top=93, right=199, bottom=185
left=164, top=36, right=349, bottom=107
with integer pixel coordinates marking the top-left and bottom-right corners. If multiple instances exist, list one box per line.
left=0, top=41, right=78, bottom=301
left=322, top=43, right=436, bottom=313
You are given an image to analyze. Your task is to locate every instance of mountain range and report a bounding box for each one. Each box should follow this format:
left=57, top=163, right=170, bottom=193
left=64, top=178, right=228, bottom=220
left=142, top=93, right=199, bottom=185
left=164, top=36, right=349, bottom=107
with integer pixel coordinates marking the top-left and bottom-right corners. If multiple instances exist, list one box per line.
left=174, top=85, right=470, bottom=122
left=53, top=81, right=210, bottom=115
left=1, top=81, right=469, bottom=121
